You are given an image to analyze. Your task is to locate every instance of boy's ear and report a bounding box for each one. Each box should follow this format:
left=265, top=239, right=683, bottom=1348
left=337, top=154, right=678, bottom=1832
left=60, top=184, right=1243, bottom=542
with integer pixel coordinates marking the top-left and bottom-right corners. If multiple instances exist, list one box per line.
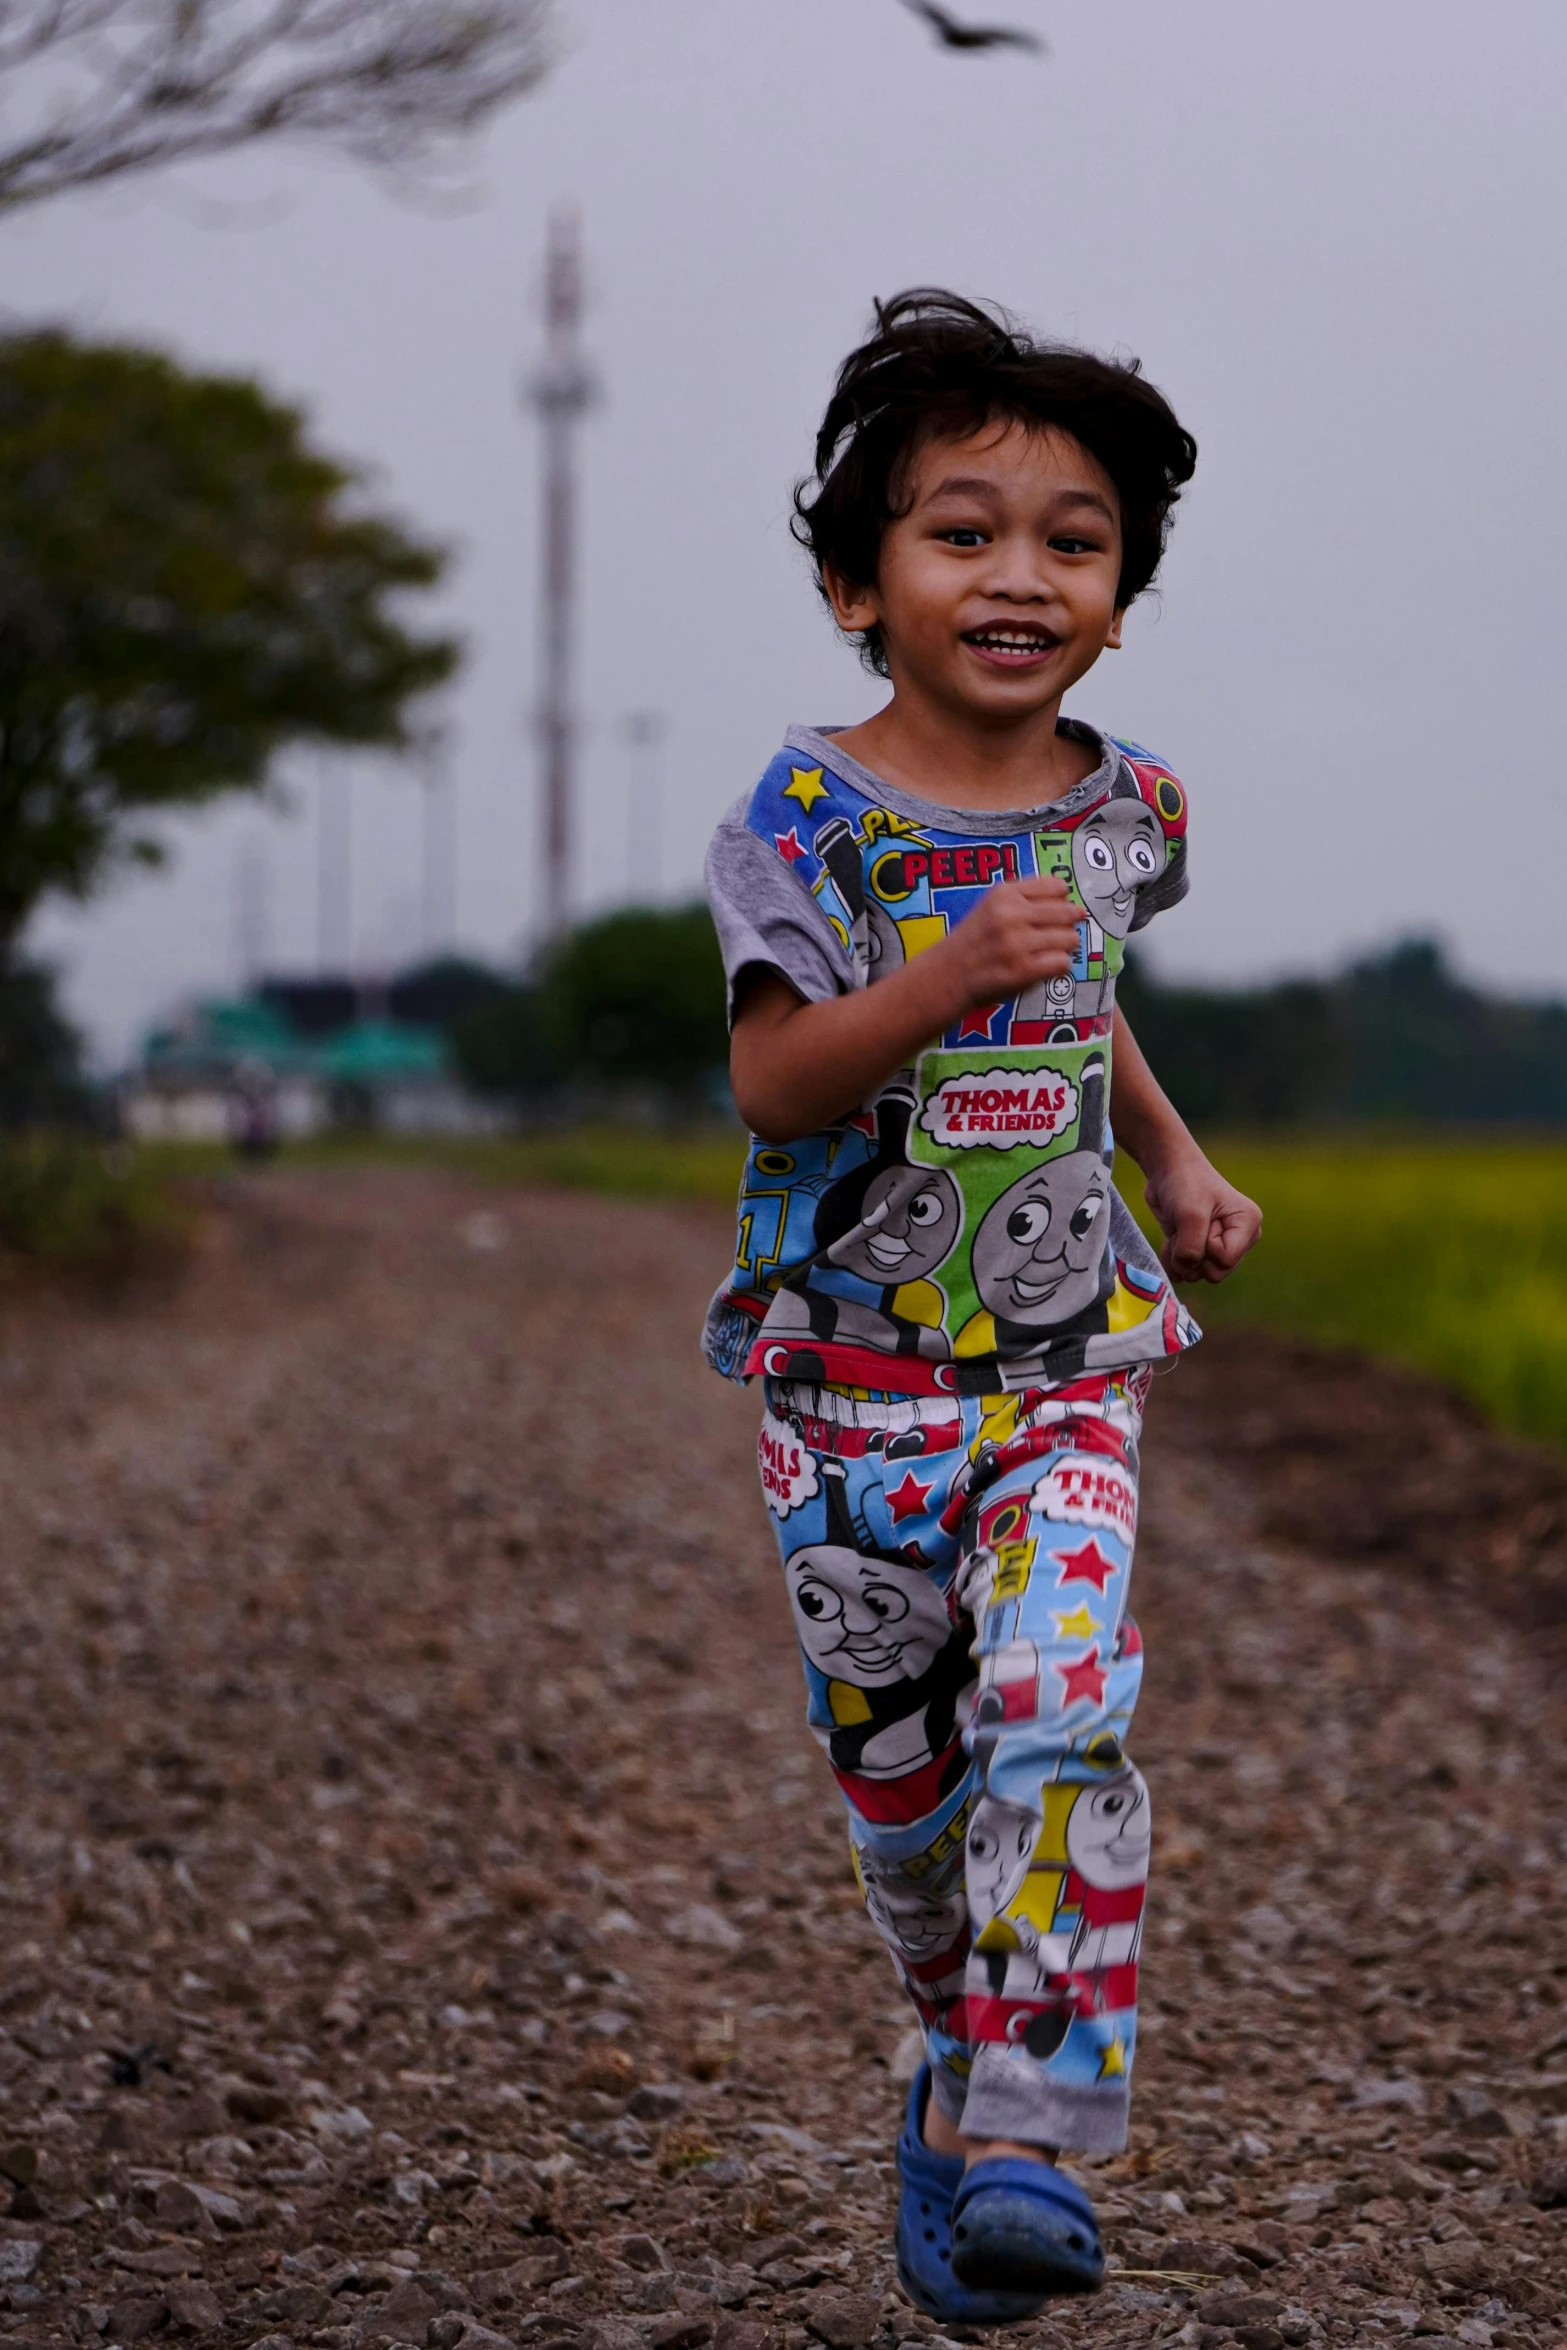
left=1105, top=608, right=1126, bottom=651
left=823, top=563, right=881, bottom=637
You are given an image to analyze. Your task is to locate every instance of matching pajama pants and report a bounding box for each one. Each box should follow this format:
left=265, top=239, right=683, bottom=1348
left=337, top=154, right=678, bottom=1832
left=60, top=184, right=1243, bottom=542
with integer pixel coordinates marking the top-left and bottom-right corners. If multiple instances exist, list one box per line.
left=759, top=1369, right=1151, bottom=2154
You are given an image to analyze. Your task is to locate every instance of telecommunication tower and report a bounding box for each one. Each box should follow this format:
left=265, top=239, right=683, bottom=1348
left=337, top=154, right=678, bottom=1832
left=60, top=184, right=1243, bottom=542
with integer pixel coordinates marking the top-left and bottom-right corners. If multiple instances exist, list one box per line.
left=527, top=208, right=595, bottom=941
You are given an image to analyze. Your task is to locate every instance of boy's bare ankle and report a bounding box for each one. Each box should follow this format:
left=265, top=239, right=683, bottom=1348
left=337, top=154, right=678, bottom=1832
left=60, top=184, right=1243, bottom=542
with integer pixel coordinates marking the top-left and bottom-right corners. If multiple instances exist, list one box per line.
left=961, top=2136, right=1056, bottom=2169
left=922, top=2104, right=1058, bottom=2167
left=921, top=2099, right=968, bottom=2158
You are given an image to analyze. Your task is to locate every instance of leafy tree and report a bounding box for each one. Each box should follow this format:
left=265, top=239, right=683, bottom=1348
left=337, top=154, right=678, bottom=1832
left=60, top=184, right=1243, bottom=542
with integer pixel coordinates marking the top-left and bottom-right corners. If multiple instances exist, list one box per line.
left=387, top=954, right=512, bottom=1035
left=0, top=328, right=459, bottom=966
left=453, top=977, right=570, bottom=1097
left=453, top=905, right=730, bottom=1103
left=0, top=1, right=552, bottom=211
left=542, top=904, right=729, bottom=1092
left=0, top=958, right=87, bottom=1126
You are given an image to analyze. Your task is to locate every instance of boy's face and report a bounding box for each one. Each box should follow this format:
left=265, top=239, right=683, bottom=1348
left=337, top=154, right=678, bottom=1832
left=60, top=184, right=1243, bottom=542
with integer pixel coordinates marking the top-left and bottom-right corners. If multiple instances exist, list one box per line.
left=826, top=420, right=1125, bottom=722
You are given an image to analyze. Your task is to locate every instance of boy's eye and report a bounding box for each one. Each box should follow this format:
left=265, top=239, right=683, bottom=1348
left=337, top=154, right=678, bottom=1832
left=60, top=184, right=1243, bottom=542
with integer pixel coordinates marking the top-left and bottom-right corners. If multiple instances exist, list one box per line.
left=940, top=527, right=988, bottom=547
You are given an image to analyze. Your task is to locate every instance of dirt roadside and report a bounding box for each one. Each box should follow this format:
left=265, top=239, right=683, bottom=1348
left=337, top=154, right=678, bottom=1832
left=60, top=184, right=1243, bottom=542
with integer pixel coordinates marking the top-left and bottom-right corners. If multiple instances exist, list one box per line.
left=0, top=1168, right=1561, bottom=2350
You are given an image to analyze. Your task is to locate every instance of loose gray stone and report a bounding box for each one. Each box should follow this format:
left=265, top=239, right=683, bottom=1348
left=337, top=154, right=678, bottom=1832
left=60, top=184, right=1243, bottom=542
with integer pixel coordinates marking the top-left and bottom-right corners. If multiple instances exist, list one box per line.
left=614, top=2233, right=669, bottom=2271
left=1445, top=2087, right=1509, bottom=2138
left=165, top=2278, right=224, bottom=2333
left=1354, top=2077, right=1427, bottom=2112
left=307, top=2101, right=373, bottom=2143
left=1197, top=2293, right=1285, bottom=2327
left=108, top=2302, right=171, bottom=2346
left=803, top=2288, right=880, bottom=2350
left=665, top=1904, right=744, bottom=1955
left=628, top=2083, right=686, bottom=2121
left=648, top=2315, right=715, bottom=2350
left=377, top=2274, right=443, bottom=2338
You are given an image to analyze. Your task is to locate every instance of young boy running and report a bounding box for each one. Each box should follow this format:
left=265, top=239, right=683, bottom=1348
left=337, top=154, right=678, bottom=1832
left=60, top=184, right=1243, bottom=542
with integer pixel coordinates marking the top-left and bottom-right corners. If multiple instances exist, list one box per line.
left=702, top=291, right=1261, bottom=2324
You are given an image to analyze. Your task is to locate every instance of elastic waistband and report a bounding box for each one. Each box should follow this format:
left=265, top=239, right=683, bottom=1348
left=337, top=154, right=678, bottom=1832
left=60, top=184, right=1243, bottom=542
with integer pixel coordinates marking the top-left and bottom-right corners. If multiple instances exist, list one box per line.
left=764, top=1366, right=1136, bottom=1429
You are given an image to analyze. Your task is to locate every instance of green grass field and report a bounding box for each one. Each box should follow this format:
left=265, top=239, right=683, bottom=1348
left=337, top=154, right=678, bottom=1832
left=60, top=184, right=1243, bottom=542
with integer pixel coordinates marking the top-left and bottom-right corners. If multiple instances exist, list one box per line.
left=131, top=1128, right=1567, bottom=1451
left=1139, top=1137, right=1567, bottom=1450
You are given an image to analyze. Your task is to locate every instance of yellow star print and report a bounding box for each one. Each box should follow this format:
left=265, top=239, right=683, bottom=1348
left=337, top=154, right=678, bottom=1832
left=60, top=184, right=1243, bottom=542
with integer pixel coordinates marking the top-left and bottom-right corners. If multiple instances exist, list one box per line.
left=1097, top=2034, right=1129, bottom=2081
left=783, top=765, right=829, bottom=813
left=1051, top=1604, right=1100, bottom=1643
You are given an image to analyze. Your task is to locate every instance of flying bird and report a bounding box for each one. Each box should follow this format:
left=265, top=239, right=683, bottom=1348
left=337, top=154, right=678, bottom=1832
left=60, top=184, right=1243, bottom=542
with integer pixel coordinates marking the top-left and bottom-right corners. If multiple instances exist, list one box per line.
left=897, top=0, right=1045, bottom=53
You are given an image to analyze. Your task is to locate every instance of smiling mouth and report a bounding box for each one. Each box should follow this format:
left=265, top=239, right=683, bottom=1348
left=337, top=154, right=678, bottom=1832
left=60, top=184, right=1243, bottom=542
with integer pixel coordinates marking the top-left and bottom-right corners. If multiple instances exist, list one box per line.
left=1009, top=1263, right=1067, bottom=1305
left=962, top=626, right=1059, bottom=662
left=838, top=1636, right=904, bottom=1672
left=864, top=1234, right=911, bottom=1271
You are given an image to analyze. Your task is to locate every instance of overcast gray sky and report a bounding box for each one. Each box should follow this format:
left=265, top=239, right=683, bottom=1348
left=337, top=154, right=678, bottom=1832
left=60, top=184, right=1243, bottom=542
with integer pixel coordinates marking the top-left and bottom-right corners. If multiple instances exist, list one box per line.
left=8, top=0, right=1567, bottom=1060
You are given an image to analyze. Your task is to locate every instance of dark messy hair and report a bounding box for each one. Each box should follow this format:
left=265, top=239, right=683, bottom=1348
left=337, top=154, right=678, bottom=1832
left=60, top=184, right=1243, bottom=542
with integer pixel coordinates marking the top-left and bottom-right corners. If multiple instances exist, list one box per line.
left=792, top=288, right=1198, bottom=677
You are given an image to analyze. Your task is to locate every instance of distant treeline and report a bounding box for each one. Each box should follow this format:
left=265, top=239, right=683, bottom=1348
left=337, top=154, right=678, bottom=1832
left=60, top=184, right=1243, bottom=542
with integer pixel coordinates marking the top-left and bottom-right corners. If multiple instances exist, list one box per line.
left=1117, top=937, right=1567, bottom=1127
left=433, top=918, right=1567, bottom=1131
left=5, top=916, right=1564, bottom=1132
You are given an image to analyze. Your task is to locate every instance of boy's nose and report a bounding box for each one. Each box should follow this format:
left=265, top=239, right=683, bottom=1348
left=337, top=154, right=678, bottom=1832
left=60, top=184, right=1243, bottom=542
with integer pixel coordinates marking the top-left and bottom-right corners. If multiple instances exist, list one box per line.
left=979, top=569, right=1052, bottom=603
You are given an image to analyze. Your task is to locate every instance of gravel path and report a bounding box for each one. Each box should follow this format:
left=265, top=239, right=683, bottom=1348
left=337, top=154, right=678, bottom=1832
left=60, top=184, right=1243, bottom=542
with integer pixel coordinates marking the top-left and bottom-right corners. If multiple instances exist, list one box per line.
left=0, top=1168, right=1561, bottom=2350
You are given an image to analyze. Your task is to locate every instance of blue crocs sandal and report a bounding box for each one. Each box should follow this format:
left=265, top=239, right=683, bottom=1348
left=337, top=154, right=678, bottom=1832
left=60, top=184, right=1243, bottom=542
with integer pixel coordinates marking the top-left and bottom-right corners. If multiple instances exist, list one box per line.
left=895, top=2068, right=1045, bottom=2328
left=949, top=2156, right=1104, bottom=2297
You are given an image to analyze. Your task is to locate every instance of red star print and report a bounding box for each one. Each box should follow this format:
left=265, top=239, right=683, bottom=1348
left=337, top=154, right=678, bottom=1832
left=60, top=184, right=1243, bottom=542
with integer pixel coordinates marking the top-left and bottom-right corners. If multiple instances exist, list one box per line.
left=1050, top=1538, right=1117, bottom=1593
left=885, top=1468, right=934, bottom=1525
left=956, top=1001, right=1002, bottom=1040
left=774, top=827, right=807, bottom=864
left=1054, top=1644, right=1108, bottom=1708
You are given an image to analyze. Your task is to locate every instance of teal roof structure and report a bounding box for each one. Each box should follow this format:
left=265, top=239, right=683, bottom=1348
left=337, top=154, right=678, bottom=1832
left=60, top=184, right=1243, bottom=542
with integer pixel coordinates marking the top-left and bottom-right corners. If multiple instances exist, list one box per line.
left=139, top=996, right=452, bottom=1090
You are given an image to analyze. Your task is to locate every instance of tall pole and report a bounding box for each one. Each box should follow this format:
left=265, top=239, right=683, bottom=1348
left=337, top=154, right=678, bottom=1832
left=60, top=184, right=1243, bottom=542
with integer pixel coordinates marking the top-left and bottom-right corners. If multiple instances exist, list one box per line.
left=235, top=838, right=268, bottom=990
left=528, top=208, right=594, bottom=945
left=623, top=711, right=668, bottom=902
left=318, top=767, right=352, bottom=973
left=421, top=738, right=456, bottom=958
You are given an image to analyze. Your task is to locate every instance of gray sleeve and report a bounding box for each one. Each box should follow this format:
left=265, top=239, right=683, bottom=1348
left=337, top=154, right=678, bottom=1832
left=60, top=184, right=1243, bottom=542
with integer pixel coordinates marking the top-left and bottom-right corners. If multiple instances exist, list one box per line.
left=1129, top=834, right=1188, bottom=931
left=705, top=797, right=855, bottom=1024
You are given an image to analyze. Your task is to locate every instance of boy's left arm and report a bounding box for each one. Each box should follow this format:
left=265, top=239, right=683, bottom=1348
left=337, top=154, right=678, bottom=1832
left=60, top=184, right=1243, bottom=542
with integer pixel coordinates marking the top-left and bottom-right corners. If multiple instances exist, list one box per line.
left=1110, top=1007, right=1262, bottom=1284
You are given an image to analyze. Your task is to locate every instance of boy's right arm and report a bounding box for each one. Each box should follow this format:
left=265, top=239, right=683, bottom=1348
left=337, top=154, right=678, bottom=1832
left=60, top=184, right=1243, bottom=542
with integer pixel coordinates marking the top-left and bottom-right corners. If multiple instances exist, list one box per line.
left=730, top=875, right=1083, bottom=1143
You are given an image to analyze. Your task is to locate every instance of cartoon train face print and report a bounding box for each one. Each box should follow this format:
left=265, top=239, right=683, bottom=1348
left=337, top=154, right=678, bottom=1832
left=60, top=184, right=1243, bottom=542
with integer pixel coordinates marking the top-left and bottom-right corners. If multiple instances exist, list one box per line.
left=1070, top=798, right=1164, bottom=940
left=1065, top=1771, right=1150, bottom=1895
left=831, top=1161, right=962, bottom=1290
left=864, top=895, right=906, bottom=979
left=967, top=1055, right=1111, bottom=1336
left=966, top=1792, right=1040, bottom=1927
left=970, top=1157, right=1110, bottom=1330
left=970, top=1765, right=1151, bottom=2009
left=786, top=1541, right=951, bottom=1699
left=858, top=1858, right=967, bottom=1965
left=811, top=812, right=913, bottom=986
left=768, top=1092, right=963, bottom=1362
left=1012, top=775, right=1178, bottom=1035
left=784, top=1462, right=974, bottom=1789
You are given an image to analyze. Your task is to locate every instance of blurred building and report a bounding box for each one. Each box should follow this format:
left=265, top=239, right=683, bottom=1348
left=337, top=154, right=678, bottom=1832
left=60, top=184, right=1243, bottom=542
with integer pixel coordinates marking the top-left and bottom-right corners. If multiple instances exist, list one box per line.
left=121, top=978, right=498, bottom=1141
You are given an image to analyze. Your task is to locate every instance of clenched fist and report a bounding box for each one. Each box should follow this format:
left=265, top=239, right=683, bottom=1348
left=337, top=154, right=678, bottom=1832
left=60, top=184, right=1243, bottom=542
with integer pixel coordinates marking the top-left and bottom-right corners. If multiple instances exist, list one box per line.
left=936, top=874, right=1083, bottom=1009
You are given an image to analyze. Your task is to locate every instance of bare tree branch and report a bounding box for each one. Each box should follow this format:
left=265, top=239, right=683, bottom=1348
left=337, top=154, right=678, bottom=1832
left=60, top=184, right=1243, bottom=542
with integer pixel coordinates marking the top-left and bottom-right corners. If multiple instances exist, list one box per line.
left=0, top=0, right=554, bottom=209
